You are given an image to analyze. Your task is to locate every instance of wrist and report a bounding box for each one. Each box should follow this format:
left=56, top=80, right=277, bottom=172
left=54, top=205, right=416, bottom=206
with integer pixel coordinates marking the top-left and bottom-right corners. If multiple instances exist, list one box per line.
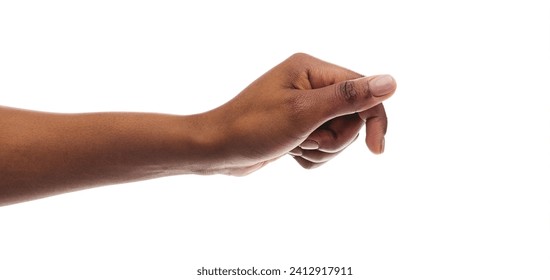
left=173, top=113, right=228, bottom=175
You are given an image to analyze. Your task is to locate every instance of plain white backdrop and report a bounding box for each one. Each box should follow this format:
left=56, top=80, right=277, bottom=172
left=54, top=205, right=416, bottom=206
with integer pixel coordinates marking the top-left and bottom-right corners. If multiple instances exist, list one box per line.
left=1, top=1, right=549, bottom=279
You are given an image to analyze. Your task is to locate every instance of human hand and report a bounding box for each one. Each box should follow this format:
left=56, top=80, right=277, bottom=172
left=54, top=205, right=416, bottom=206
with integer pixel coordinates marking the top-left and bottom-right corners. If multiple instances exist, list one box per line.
left=197, top=53, right=396, bottom=175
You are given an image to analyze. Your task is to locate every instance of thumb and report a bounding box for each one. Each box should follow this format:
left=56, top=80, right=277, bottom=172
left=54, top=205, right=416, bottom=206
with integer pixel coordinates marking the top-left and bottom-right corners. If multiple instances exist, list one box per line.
left=304, top=75, right=396, bottom=120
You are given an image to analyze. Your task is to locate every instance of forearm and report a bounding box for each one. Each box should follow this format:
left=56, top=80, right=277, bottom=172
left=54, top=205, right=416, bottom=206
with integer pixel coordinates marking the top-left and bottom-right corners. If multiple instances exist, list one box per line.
left=0, top=106, right=211, bottom=205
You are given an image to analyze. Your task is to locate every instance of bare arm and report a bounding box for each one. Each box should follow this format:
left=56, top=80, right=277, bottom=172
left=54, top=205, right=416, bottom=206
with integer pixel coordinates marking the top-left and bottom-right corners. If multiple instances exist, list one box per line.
left=0, top=53, right=396, bottom=206
left=0, top=107, right=212, bottom=204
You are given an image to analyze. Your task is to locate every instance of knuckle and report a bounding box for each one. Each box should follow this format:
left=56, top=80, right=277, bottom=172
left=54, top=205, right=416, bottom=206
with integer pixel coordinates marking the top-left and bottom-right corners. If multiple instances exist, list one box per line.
left=338, top=81, right=358, bottom=102
left=289, top=52, right=310, bottom=61
left=337, top=80, right=371, bottom=105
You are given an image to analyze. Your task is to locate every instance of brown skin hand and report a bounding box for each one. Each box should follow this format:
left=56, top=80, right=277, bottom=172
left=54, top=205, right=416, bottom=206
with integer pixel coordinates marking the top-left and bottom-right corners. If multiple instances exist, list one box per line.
left=0, top=53, right=396, bottom=206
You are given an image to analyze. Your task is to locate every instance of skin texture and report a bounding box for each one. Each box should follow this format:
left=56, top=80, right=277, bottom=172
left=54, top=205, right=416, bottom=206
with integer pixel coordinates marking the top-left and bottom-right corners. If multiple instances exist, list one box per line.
left=0, top=53, right=396, bottom=206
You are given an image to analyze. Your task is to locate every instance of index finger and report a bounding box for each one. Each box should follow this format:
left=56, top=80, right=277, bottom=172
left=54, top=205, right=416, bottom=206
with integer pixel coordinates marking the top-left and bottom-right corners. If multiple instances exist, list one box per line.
left=284, top=53, right=364, bottom=90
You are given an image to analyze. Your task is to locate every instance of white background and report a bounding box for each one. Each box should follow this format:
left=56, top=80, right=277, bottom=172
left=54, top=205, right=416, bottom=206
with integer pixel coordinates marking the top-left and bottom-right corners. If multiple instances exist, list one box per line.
left=1, top=1, right=549, bottom=279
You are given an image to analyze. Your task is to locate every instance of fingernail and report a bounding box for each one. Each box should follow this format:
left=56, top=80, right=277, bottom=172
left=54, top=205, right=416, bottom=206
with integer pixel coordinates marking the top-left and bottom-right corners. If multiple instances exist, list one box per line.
left=288, top=147, right=303, bottom=156
left=370, top=75, right=395, bottom=97
left=379, top=137, right=385, bottom=154
left=300, top=139, right=319, bottom=150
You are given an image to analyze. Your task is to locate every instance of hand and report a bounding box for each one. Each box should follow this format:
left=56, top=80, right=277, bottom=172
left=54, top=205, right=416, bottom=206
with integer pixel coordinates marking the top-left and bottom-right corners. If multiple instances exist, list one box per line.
left=198, top=53, right=396, bottom=175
